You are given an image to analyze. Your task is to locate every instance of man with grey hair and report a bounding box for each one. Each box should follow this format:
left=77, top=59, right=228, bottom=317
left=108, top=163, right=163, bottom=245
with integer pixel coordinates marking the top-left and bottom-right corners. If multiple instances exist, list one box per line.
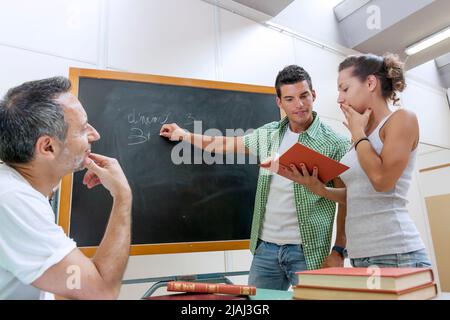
left=0, top=77, right=132, bottom=299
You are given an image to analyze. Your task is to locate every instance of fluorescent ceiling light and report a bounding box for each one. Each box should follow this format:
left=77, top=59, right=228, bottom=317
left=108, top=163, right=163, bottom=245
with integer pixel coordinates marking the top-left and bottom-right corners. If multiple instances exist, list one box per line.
left=264, top=21, right=322, bottom=47
left=265, top=21, right=294, bottom=33
left=405, top=26, right=450, bottom=56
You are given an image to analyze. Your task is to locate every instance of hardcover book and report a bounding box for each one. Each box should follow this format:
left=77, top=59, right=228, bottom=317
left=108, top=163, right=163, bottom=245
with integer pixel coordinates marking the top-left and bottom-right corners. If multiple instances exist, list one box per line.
left=293, top=282, right=437, bottom=300
left=167, top=281, right=256, bottom=296
left=295, top=267, right=434, bottom=292
left=261, top=142, right=349, bottom=183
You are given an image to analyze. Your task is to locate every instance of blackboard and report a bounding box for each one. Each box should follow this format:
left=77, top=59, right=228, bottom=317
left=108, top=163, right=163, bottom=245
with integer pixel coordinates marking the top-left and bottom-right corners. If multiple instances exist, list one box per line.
left=58, top=68, right=279, bottom=256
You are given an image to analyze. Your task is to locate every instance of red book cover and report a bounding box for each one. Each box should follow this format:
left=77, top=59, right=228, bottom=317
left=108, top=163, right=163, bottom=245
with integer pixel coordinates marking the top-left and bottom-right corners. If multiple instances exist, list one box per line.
left=294, top=282, right=436, bottom=296
left=167, top=281, right=256, bottom=296
left=261, top=143, right=349, bottom=183
left=296, top=267, right=433, bottom=279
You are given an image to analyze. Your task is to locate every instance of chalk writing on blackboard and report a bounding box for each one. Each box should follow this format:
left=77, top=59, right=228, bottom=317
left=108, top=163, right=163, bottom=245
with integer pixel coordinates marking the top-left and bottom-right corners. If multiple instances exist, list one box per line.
left=127, top=110, right=197, bottom=146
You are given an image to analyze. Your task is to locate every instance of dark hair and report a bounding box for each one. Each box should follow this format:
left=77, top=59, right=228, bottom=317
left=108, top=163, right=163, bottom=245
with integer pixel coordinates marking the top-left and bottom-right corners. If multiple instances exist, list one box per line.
left=0, top=77, right=71, bottom=164
left=275, top=65, right=313, bottom=98
left=338, top=53, right=406, bottom=105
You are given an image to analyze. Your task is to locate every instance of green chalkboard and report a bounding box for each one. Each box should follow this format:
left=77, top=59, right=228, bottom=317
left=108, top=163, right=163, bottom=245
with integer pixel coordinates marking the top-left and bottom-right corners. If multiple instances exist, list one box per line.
left=58, top=68, right=279, bottom=255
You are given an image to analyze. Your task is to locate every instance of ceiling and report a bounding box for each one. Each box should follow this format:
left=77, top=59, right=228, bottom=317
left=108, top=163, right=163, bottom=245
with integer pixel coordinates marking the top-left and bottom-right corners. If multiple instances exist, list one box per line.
left=232, top=0, right=295, bottom=17
left=335, top=0, right=450, bottom=76
left=335, top=0, right=450, bottom=87
left=436, top=53, right=450, bottom=88
left=205, top=0, right=450, bottom=87
left=202, top=0, right=295, bottom=21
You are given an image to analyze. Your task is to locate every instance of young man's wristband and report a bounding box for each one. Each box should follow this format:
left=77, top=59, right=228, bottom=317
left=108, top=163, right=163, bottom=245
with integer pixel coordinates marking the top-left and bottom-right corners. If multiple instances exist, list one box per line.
left=332, top=245, right=347, bottom=258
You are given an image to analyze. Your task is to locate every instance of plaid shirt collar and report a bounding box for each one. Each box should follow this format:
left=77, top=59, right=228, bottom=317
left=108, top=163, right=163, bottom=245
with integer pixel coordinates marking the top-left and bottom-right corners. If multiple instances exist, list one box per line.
left=279, top=111, right=321, bottom=140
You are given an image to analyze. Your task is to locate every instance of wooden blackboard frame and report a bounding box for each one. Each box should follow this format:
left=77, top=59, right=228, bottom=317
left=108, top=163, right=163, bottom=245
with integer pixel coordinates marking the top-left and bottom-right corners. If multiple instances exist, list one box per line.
left=58, top=67, right=276, bottom=257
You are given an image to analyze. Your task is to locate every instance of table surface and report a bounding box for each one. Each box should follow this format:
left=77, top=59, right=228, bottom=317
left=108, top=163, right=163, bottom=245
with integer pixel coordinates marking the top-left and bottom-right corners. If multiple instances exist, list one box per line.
left=434, top=292, right=450, bottom=300
left=249, top=289, right=450, bottom=300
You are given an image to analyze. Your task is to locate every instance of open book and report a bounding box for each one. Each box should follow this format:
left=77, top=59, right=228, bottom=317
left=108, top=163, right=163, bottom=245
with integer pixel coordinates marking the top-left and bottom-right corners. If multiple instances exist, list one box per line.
left=261, top=143, right=349, bottom=183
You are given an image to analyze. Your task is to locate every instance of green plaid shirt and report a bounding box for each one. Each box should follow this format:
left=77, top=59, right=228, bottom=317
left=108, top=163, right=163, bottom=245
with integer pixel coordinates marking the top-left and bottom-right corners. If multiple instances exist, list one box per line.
left=244, top=112, right=350, bottom=270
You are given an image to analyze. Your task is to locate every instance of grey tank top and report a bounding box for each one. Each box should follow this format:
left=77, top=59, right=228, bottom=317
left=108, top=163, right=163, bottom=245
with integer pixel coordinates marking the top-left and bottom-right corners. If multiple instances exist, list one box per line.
left=340, top=112, right=425, bottom=259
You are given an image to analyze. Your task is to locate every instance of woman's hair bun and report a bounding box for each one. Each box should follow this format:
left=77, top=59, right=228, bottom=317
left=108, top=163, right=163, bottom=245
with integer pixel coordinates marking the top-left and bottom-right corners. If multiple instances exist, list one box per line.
left=383, top=53, right=406, bottom=93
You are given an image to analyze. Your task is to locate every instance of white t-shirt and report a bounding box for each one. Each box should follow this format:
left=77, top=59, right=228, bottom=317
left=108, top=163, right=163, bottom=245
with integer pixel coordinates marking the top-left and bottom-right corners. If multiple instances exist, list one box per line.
left=0, top=163, right=76, bottom=300
left=260, top=126, right=301, bottom=245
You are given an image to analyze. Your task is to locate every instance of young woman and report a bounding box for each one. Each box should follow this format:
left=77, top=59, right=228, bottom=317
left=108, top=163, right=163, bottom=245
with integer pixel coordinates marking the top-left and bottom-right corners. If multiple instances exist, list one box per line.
left=279, top=53, right=432, bottom=268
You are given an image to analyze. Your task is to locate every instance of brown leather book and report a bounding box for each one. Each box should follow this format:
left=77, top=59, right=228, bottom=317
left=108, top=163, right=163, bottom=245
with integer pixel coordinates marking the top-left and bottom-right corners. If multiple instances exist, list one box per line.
left=167, top=281, right=256, bottom=296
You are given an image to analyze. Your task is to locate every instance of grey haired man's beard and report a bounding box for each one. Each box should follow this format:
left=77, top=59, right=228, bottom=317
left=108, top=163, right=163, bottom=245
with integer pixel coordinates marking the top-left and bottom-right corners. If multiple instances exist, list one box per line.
left=73, top=166, right=85, bottom=173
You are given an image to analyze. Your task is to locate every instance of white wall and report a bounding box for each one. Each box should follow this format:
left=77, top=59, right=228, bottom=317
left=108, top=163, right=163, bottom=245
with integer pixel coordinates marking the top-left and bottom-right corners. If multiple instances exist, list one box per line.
left=419, top=166, right=450, bottom=197
left=218, top=8, right=296, bottom=86
left=401, top=78, right=450, bottom=149
left=407, top=61, right=445, bottom=89
left=0, top=0, right=100, bottom=95
left=0, top=0, right=100, bottom=64
left=0, top=0, right=447, bottom=299
left=270, top=0, right=345, bottom=48
left=107, top=0, right=217, bottom=80
left=418, top=148, right=450, bottom=198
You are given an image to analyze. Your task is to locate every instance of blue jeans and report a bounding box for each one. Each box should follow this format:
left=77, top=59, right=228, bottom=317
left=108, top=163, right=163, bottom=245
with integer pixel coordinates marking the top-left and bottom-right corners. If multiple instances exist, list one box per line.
left=350, top=249, right=432, bottom=268
left=248, top=240, right=308, bottom=290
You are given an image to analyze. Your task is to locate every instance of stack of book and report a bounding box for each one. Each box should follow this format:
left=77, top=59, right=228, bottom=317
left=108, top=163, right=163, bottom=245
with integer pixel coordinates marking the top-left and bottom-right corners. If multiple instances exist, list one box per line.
left=145, top=281, right=256, bottom=300
left=293, top=267, right=437, bottom=300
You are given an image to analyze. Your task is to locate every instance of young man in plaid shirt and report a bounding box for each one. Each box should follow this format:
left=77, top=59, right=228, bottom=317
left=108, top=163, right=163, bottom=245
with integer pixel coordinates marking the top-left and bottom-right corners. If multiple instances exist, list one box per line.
left=161, top=65, right=350, bottom=290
